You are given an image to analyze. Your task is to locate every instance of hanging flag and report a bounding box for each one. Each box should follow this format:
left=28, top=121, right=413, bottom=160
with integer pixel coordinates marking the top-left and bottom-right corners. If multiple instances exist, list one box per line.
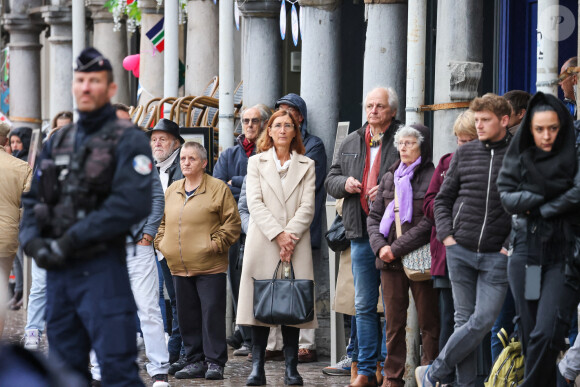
left=279, top=1, right=286, bottom=40
left=127, top=0, right=135, bottom=4
left=291, top=4, right=299, bottom=46
left=299, top=6, right=304, bottom=40
left=146, top=17, right=165, bottom=53
left=234, top=1, right=241, bottom=31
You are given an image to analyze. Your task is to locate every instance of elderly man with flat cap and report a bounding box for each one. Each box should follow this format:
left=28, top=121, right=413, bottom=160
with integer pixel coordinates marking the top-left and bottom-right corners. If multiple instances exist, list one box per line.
left=145, top=117, right=187, bottom=372
left=20, top=47, right=153, bottom=387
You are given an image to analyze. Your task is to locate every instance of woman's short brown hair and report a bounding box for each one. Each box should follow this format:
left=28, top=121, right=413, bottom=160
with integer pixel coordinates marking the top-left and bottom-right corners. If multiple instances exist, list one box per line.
left=257, top=110, right=306, bottom=154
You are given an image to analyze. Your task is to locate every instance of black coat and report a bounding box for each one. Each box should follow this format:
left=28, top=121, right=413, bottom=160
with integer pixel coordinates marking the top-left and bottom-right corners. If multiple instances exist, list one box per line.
left=434, top=132, right=512, bottom=253
left=325, top=120, right=402, bottom=239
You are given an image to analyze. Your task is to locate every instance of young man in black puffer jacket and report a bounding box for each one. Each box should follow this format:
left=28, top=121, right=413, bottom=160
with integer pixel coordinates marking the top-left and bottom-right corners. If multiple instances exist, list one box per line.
left=416, top=93, right=512, bottom=387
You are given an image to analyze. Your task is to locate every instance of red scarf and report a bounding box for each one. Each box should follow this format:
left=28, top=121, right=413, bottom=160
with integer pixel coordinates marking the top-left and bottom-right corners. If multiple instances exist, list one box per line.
left=360, top=125, right=382, bottom=215
left=242, top=138, right=255, bottom=157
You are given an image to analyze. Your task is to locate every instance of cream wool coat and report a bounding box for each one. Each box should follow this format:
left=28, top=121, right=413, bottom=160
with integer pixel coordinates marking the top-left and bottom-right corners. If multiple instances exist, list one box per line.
left=236, top=148, right=318, bottom=329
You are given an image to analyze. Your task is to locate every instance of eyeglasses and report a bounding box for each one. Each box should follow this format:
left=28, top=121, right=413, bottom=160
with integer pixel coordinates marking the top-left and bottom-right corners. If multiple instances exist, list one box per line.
left=398, top=141, right=417, bottom=148
left=272, top=123, right=294, bottom=130
left=243, top=118, right=262, bottom=125
left=279, top=106, right=296, bottom=114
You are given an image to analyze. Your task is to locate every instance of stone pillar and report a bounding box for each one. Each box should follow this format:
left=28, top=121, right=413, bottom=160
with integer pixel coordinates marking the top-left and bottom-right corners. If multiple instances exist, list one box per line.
left=298, top=0, right=340, bottom=357
left=299, top=0, right=340, bottom=167
left=185, top=0, right=219, bottom=96
left=3, top=13, right=45, bottom=128
left=239, top=0, right=282, bottom=108
left=41, top=5, right=73, bottom=119
left=433, top=0, right=483, bottom=162
left=87, top=0, right=131, bottom=105
left=138, top=0, right=164, bottom=106
left=361, top=0, right=407, bottom=122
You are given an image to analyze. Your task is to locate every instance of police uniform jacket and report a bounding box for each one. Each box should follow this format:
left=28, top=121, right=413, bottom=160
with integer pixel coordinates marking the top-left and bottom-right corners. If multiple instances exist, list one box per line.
left=155, top=174, right=240, bottom=277
left=20, top=104, right=153, bottom=255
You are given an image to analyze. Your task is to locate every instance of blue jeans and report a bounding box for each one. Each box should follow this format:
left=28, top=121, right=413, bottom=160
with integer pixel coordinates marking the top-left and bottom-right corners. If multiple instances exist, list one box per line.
left=429, top=243, right=508, bottom=386
left=25, top=260, right=47, bottom=332
left=351, top=237, right=382, bottom=377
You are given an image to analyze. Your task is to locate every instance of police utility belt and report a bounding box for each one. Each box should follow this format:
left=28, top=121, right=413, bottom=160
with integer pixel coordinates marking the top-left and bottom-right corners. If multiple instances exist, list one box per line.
left=34, top=120, right=132, bottom=258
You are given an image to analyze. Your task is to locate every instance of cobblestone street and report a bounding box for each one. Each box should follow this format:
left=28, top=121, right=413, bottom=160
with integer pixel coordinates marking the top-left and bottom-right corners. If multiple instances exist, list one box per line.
left=3, top=307, right=350, bottom=386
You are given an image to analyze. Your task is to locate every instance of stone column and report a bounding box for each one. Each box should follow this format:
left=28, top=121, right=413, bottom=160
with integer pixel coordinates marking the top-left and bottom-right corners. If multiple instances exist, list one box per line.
left=41, top=5, right=73, bottom=119
left=138, top=0, right=164, bottom=106
left=299, top=0, right=340, bottom=167
left=239, top=0, right=282, bottom=108
left=3, top=13, right=45, bottom=128
left=87, top=0, right=131, bottom=105
left=298, top=0, right=340, bottom=358
left=185, top=0, right=219, bottom=96
left=432, top=0, right=483, bottom=162
left=361, top=0, right=407, bottom=122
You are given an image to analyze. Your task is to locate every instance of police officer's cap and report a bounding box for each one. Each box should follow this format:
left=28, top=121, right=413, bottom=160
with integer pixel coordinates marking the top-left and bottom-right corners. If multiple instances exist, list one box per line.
left=74, top=47, right=113, bottom=73
left=147, top=118, right=185, bottom=144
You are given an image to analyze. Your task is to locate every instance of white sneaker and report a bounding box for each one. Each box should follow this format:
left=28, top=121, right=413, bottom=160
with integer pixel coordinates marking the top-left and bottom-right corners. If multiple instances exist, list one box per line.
left=415, top=365, right=437, bottom=387
left=23, top=329, right=40, bottom=350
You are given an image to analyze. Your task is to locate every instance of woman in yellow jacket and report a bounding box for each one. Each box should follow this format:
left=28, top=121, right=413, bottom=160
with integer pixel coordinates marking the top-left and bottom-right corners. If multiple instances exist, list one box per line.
left=155, top=141, right=240, bottom=381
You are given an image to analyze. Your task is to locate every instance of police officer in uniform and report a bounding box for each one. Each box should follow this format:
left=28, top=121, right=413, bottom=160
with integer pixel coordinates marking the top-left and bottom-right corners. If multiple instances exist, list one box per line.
left=20, top=48, right=152, bottom=387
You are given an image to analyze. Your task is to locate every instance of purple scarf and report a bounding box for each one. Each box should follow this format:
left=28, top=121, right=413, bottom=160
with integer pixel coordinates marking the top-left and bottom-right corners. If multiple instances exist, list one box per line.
left=379, top=157, right=422, bottom=238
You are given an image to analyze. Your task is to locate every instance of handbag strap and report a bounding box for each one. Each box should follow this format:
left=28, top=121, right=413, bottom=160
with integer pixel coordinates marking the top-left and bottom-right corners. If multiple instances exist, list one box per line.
left=272, top=260, right=296, bottom=280
left=394, top=188, right=402, bottom=238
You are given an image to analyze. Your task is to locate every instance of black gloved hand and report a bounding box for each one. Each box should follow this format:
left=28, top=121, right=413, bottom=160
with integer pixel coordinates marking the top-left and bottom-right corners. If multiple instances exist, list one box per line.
left=24, top=238, right=59, bottom=269
left=51, top=234, right=74, bottom=261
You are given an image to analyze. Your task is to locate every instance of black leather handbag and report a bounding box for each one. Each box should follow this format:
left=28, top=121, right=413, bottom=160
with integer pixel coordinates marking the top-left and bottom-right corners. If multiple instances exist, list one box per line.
left=253, top=260, right=315, bottom=325
left=325, top=214, right=350, bottom=252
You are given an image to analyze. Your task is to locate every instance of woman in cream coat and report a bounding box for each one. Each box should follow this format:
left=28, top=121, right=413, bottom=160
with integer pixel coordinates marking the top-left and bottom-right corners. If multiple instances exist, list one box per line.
left=237, top=109, right=317, bottom=386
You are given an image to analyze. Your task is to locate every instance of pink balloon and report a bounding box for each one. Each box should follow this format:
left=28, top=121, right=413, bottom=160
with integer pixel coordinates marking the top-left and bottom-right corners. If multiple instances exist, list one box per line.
left=122, top=54, right=140, bottom=72
left=132, top=67, right=140, bottom=78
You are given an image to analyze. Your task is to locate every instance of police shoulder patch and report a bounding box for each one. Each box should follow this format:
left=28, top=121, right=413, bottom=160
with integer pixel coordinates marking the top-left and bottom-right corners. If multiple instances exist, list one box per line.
left=133, top=155, right=152, bottom=175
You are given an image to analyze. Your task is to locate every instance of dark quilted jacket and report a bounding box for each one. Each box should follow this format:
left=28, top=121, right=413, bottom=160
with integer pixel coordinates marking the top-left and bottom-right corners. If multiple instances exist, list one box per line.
left=434, top=132, right=512, bottom=253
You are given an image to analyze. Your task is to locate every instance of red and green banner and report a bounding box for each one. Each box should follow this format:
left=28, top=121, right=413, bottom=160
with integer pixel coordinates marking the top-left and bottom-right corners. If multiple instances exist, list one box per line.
left=146, top=18, right=165, bottom=52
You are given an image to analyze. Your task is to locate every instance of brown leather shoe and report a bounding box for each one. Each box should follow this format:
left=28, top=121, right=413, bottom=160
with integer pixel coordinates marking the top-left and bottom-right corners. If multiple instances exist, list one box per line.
left=376, top=362, right=383, bottom=385
left=246, top=349, right=285, bottom=362
left=298, top=348, right=318, bottom=363
left=347, top=374, right=378, bottom=387
left=350, top=361, right=358, bottom=384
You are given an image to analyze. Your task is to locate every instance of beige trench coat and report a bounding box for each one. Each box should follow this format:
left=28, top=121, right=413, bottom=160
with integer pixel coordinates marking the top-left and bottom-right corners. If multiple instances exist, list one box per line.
left=0, top=148, right=32, bottom=258
left=236, top=148, right=318, bottom=329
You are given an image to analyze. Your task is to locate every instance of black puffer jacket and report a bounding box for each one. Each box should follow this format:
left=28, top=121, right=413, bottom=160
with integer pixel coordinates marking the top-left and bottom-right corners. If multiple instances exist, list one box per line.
left=434, top=131, right=512, bottom=253
left=325, top=120, right=402, bottom=239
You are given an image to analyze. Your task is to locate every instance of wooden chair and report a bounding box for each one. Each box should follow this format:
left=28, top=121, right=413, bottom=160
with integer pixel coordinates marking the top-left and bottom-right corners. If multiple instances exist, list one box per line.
left=155, top=97, right=178, bottom=123
left=130, top=105, right=143, bottom=124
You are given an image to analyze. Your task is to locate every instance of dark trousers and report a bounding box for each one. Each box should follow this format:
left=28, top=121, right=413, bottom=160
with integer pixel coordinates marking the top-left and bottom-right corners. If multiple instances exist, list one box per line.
left=174, top=273, right=228, bottom=366
left=228, top=237, right=252, bottom=345
left=252, top=325, right=299, bottom=352
left=437, top=285, right=455, bottom=352
left=490, top=285, right=516, bottom=363
left=158, top=258, right=183, bottom=357
left=381, top=269, right=440, bottom=386
left=46, top=253, right=143, bottom=387
left=509, top=243, right=579, bottom=387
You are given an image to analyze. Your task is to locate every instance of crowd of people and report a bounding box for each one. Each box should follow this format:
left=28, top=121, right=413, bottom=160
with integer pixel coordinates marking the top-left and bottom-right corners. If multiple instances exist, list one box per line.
left=2, top=46, right=580, bottom=387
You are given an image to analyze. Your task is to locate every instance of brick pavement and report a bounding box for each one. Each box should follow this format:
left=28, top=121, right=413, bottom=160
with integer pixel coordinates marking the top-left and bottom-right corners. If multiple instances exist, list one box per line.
left=2, top=307, right=350, bottom=386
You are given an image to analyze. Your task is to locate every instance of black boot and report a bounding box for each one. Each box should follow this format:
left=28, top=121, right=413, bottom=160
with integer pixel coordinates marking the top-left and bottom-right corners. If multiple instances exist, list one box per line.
left=247, top=326, right=268, bottom=386
left=282, top=326, right=303, bottom=386
left=246, top=344, right=266, bottom=386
